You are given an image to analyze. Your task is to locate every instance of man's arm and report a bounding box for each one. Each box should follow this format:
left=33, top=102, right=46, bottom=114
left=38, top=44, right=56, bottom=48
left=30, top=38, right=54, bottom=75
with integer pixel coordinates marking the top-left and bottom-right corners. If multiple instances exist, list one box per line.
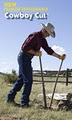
left=27, top=49, right=36, bottom=55
left=42, top=39, right=66, bottom=60
left=52, top=52, right=66, bottom=60
left=27, top=49, right=42, bottom=56
left=52, top=52, right=60, bottom=59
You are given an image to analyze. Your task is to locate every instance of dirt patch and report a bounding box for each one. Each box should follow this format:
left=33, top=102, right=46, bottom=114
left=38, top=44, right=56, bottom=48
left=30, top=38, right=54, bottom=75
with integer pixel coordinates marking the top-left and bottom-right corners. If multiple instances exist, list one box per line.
left=31, top=99, right=72, bottom=111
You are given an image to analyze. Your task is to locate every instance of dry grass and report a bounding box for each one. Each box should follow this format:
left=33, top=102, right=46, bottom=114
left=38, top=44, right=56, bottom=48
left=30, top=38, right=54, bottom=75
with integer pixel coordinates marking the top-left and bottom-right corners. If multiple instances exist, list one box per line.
left=0, top=75, right=72, bottom=120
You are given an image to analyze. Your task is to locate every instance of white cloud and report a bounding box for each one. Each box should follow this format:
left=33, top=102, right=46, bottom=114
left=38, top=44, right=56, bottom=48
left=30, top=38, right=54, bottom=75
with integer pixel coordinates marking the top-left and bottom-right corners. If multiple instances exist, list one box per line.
left=52, top=45, right=65, bottom=54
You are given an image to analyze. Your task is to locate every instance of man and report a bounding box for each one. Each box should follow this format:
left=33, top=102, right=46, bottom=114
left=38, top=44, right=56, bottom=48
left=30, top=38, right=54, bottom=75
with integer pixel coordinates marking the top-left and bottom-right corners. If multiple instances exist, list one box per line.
left=7, top=22, right=66, bottom=107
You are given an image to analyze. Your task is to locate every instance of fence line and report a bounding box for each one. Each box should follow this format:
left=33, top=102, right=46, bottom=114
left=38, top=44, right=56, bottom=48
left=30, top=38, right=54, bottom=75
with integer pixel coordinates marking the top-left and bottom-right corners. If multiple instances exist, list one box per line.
left=33, top=68, right=72, bottom=85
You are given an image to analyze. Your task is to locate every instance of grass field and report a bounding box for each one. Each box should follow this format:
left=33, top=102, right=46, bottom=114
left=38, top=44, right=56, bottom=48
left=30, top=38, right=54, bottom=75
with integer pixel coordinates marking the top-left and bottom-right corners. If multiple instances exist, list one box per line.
left=0, top=74, right=72, bottom=120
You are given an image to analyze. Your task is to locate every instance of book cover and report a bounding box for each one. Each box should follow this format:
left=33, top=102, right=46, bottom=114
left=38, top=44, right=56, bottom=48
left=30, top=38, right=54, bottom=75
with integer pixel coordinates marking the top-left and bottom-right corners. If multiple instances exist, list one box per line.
left=0, top=0, right=71, bottom=73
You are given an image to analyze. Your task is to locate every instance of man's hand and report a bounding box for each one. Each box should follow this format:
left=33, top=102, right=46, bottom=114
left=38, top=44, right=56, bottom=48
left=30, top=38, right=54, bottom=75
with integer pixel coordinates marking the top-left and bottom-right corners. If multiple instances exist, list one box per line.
left=35, top=51, right=42, bottom=57
left=59, top=54, right=66, bottom=60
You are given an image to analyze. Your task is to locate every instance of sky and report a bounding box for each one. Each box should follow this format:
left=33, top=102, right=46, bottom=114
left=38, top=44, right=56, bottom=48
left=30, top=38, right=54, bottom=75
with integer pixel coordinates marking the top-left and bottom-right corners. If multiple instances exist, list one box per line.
left=0, top=0, right=72, bottom=73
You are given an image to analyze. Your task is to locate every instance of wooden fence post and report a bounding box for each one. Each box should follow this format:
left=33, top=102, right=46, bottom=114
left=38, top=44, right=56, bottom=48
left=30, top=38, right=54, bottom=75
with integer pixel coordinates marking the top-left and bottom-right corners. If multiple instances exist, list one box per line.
left=66, top=68, right=69, bottom=86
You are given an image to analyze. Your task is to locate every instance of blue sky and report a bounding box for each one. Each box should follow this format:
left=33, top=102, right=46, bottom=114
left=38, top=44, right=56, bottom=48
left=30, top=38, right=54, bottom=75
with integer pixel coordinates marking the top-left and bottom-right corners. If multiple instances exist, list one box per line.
left=0, top=0, right=72, bottom=73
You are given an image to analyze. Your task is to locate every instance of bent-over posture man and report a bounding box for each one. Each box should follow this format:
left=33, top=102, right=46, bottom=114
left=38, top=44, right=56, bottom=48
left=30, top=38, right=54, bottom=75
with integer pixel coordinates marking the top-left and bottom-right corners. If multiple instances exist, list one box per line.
left=7, top=23, right=66, bottom=107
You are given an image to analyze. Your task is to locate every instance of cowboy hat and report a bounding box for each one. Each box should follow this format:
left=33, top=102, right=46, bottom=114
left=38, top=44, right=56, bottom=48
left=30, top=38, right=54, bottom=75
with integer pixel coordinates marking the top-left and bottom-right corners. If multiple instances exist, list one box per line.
left=41, top=23, right=55, bottom=38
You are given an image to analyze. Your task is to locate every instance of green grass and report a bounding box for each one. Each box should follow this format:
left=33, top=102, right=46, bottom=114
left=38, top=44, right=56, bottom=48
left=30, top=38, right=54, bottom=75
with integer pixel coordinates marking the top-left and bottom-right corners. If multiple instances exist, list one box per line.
left=0, top=74, right=72, bottom=120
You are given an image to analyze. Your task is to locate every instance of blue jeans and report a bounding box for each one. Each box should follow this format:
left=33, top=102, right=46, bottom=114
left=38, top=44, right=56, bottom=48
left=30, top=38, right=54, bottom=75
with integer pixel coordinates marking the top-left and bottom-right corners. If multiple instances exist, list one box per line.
left=7, top=51, right=33, bottom=106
